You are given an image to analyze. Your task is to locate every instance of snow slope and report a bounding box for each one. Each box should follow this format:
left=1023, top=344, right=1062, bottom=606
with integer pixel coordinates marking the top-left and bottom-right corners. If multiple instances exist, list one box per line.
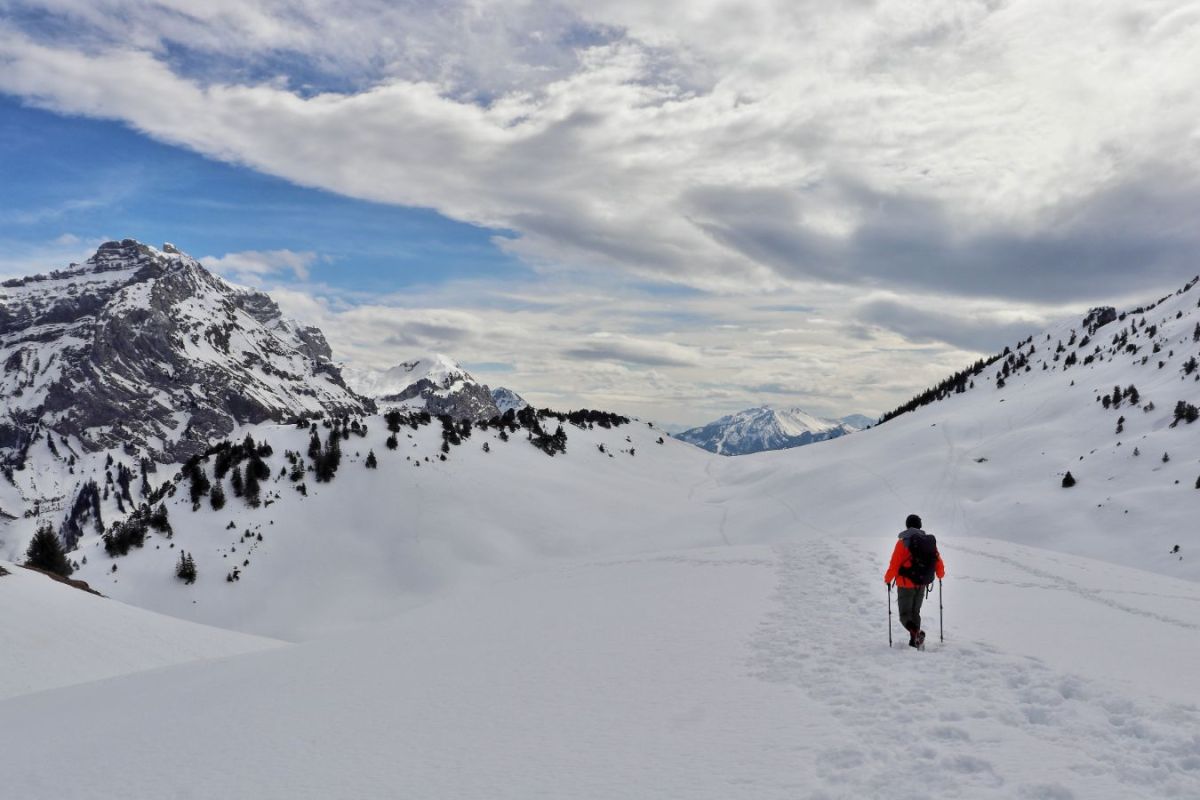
left=0, top=562, right=278, bottom=701
left=2, top=539, right=1197, bottom=799
left=67, top=416, right=710, bottom=640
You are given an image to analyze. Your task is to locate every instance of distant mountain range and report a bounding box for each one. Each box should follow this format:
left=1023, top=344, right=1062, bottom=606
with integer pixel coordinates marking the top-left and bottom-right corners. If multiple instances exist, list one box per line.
left=674, top=406, right=871, bottom=455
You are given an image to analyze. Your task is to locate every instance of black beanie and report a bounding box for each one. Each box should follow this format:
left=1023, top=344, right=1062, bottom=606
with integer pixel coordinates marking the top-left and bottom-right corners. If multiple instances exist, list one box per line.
left=905, top=514, right=922, bottom=529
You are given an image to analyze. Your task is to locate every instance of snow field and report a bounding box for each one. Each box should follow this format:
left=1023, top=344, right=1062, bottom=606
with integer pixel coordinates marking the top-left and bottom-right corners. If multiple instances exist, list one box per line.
left=0, top=562, right=279, bottom=700
left=2, top=540, right=1197, bottom=798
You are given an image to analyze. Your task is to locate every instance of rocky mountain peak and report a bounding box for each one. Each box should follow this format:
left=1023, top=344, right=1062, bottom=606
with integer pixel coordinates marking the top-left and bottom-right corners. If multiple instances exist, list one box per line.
left=0, top=239, right=370, bottom=463
left=342, top=354, right=501, bottom=421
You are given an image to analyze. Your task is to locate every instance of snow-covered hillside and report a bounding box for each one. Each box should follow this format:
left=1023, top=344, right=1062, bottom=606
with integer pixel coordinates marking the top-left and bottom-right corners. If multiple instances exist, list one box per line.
left=3, top=539, right=1198, bottom=799
left=675, top=406, right=865, bottom=455
left=64, top=410, right=698, bottom=640
left=0, top=561, right=277, bottom=700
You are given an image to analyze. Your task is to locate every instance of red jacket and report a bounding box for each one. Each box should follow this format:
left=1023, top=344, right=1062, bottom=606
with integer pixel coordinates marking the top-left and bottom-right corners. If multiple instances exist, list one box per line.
left=884, top=534, right=945, bottom=589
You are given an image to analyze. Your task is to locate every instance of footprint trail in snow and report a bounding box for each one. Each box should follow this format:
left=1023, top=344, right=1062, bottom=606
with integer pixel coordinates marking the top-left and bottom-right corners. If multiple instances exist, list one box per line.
left=748, top=540, right=1200, bottom=800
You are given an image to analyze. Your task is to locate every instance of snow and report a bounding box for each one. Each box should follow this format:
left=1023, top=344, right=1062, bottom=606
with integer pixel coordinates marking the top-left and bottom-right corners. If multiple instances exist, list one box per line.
left=772, top=405, right=843, bottom=436
left=2, top=263, right=1199, bottom=797
left=342, top=353, right=475, bottom=399
left=0, top=561, right=278, bottom=701
left=1, top=541, right=1197, bottom=798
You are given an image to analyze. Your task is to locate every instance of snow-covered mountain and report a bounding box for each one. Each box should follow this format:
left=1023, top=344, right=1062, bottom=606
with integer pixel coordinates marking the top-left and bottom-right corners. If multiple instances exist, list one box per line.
left=342, top=354, right=500, bottom=420
left=674, top=406, right=867, bottom=455
left=491, top=386, right=528, bottom=413
left=0, top=239, right=368, bottom=463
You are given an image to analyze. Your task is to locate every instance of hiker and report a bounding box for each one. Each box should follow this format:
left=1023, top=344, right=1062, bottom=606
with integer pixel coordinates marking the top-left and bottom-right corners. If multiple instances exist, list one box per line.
left=884, top=514, right=945, bottom=649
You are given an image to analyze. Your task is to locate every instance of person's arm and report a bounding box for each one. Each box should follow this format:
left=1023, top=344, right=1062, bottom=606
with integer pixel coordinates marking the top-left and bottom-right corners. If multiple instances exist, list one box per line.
left=883, top=541, right=905, bottom=584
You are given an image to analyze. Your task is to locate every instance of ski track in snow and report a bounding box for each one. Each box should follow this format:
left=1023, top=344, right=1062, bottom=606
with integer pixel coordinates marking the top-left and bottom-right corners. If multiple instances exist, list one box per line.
left=948, top=543, right=1200, bottom=633
left=748, top=540, right=1200, bottom=799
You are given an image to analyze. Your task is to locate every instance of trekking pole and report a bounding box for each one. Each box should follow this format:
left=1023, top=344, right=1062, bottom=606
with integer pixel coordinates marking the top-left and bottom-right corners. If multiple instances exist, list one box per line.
left=887, top=582, right=893, bottom=647
left=939, top=579, right=944, bottom=643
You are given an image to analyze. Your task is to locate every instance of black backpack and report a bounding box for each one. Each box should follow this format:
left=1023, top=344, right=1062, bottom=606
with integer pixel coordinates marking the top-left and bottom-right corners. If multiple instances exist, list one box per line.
left=899, top=531, right=938, bottom=585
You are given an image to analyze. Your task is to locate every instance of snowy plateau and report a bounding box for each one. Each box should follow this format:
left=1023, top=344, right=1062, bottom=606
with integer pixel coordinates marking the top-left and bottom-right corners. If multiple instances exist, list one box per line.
left=2, top=244, right=1200, bottom=799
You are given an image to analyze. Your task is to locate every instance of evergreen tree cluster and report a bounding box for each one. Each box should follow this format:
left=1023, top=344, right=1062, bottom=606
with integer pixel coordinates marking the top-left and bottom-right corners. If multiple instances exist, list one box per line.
left=61, top=479, right=103, bottom=549
left=115, top=463, right=135, bottom=508
left=148, top=504, right=172, bottom=536
left=879, top=351, right=1006, bottom=424
left=531, top=425, right=568, bottom=456
left=283, top=450, right=306, bottom=481
left=103, top=506, right=152, bottom=556
left=1171, top=401, right=1200, bottom=427
left=1101, top=384, right=1140, bottom=410
left=183, top=459, right=211, bottom=509
left=24, top=522, right=73, bottom=577
left=563, top=408, right=631, bottom=429
left=385, top=409, right=431, bottom=432
left=175, top=551, right=197, bottom=584
left=312, top=426, right=342, bottom=482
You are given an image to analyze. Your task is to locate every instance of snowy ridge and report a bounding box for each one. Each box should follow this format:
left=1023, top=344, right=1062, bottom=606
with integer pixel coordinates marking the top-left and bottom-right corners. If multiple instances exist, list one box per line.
left=675, top=405, right=863, bottom=455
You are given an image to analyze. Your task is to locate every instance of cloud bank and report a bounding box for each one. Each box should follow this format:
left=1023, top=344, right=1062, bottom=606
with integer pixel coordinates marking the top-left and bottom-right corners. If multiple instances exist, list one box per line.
left=2, top=0, right=1197, bottom=422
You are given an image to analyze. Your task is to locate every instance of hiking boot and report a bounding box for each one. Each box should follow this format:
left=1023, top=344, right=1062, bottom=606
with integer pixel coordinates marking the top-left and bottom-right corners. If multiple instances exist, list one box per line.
left=916, top=630, right=927, bottom=650
left=908, top=635, right=919, bottom=648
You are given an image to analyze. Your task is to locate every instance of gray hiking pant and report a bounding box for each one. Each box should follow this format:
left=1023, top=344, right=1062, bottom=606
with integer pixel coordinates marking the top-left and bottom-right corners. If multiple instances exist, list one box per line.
left=896, top=586, right=926, bottom=635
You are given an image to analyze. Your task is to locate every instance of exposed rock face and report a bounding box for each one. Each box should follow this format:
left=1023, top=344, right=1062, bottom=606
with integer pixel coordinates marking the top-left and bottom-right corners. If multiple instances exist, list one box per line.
left=343, top=354, right=501, bottom=421
left=0, top=239, right=370, bottom=463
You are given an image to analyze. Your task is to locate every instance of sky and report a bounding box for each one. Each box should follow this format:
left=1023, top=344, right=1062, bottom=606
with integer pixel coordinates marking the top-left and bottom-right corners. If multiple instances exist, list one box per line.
left=1, top=0, right=1198, bottom=427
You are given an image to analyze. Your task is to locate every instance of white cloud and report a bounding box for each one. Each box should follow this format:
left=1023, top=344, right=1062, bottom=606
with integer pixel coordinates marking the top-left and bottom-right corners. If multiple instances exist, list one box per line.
left=201, top=249, right=317, bottom=284
left=3, top=2, right=1196, bottom=300
left=2, top=1, right=1197, bottom=423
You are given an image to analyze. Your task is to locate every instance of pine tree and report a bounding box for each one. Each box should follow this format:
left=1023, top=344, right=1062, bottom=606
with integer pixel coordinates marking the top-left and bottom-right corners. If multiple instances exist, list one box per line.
left=231, top=464, right=244, bottom=497
left=186, top=461, right=211, bottom=509
left=1061, top=471, right=1076, bottom=488
left=25, top=522, right=73, bottom=577
left=176, top=551, right=197, bottom=584
left=386, top=434, right=398, bottom=450
left=210, top=483, right=226, bottom=510
left=244, top=464, right=261, bottom=507
left=149, top=504, right=172, bottom=535
left=365, top=450, right=378, bottom=469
